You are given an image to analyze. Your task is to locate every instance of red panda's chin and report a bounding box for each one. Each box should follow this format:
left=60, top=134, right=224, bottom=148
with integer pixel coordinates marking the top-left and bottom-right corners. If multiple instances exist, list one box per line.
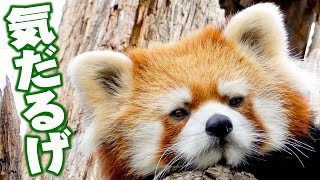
left=185, top=138, right=253, bottom=169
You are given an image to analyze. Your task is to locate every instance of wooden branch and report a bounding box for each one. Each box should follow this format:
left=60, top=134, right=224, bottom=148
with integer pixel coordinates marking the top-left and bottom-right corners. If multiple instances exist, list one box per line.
left=163, top=165, right=256, bottom=180
left=0, top=77, right=22, bottom=180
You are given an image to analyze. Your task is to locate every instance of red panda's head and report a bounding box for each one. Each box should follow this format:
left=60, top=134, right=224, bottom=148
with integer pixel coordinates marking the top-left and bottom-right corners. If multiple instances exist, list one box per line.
left=69, top=3, right=319, bottom=179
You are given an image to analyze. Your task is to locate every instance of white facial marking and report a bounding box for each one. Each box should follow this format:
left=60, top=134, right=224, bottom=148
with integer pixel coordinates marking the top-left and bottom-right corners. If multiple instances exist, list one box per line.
left=155, top=87, right=191, bottom=114
left=129, top=121, right=163, bottom=175
left=193, top=150, right=223, bottom=169
left=127, top=87, right=191, bottom=175
left=218, top=79, right=249, bottom=97
left=224, top=146, right=246, bottom=166
left=253, top=97, right=287, bottom=150
left=175, top=101, right=256, bottom=168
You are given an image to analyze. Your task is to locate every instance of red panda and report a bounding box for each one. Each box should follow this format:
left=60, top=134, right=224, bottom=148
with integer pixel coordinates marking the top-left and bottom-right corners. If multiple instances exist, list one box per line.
left=69, top=3, right=320, bottom=180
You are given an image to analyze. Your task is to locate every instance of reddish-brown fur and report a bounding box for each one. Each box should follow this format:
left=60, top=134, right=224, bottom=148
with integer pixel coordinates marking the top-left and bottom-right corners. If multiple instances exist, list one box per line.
left=160, top=117, right=188, bottom=164
left=93, top=27, right=313, bottom=179
left=279, top=86, right=313, bottom=137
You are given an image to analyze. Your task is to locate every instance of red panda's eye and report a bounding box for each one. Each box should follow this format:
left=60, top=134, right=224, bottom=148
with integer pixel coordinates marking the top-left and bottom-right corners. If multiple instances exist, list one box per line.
left=228, top=96, right=244, bottom=108
left=170, top=109, right=189, bottom=120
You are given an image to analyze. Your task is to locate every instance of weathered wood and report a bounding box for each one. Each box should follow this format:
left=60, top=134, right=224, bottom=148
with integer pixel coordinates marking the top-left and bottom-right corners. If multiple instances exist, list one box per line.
left=163, top=165, right=256, bottom=180
left=0, top=88, right=2, bottom=119
left=0, top=78, right=22, bottom=180
left=309, top=14, right=320, bottom=54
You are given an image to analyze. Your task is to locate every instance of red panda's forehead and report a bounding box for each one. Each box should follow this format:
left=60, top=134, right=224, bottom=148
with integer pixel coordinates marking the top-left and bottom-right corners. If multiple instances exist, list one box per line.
left=128, top=27, right=259, bottom=97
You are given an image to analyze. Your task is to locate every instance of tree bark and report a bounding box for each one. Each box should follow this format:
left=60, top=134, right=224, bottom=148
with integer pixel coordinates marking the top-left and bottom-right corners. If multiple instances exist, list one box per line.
left=0, top=78, right=22, bottom=180
left=53, top=0, right=225, bottom=179
left=162, top=165, right=256, bottom=180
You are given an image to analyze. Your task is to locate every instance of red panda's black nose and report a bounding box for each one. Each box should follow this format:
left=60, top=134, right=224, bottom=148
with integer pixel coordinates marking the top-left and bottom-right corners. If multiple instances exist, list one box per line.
left=206, top=114, right=233, bottom=138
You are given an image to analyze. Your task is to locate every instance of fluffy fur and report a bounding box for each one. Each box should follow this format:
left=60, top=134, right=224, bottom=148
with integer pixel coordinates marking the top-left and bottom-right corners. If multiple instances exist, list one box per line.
left=69, top=3, right=320, bottom=180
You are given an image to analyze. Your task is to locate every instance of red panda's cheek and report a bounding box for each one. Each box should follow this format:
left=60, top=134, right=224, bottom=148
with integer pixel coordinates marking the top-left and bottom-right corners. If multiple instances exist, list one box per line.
left=230, top=99, right=271, bottom=151
left=278, top=87, right=313, bottom=137
left=125, top=120, right=166, bottom=176
left=157, top=117, right=188, bottom=164
left=235, top=98, right=266, bottom=135
left=248, top=95, right=288, bottom=152
left=95, top=137, right=133, bottom=179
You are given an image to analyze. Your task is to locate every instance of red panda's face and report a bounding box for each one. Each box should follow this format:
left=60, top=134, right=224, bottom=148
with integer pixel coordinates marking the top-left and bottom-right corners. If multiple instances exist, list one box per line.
left=70, top=3, right=316, bottom=179
left=124, top=28, right=289, bottom=175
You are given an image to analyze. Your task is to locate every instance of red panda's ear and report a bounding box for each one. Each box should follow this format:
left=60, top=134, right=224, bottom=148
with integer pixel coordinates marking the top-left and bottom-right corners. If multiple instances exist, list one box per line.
left=68, top=51, right=132, bottom=111
left=224, top=3, right=288, bottom=60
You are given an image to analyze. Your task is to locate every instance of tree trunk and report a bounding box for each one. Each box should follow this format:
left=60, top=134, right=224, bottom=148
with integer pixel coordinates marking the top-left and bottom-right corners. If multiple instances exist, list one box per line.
left=0, top=78, right=22, bottom=180
left=54, top=0, right=225, bottom=179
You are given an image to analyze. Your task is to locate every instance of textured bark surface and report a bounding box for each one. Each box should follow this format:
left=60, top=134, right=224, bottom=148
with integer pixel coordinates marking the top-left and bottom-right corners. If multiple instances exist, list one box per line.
left=54, top=0, right=225, bottom=179
left=0, top=78, right=22, bottom=180
left=220, top=0, right=320, bottom=58
left=163, top=165, right=256, bottom=180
